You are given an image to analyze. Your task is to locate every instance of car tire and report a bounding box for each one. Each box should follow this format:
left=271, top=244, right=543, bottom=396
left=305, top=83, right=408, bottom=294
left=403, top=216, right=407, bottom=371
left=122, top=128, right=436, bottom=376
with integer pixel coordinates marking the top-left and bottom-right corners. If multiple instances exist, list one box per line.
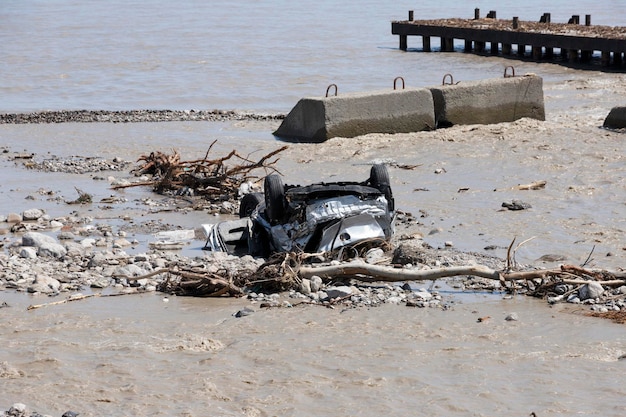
left=239, top=192, right=264, bottom=218
left=264, top=174, right=286, bottom=223
left=370, top=164, right=394, bottom=211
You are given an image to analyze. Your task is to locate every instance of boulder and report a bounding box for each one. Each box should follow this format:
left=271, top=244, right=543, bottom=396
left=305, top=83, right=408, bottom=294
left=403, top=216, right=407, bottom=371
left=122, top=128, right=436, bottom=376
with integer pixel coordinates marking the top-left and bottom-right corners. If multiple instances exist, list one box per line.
left=28, top=274, right=61, bottom=294
left=578, top=281, right=604, bottom=300
left=603, top=106, right=626, bottom=129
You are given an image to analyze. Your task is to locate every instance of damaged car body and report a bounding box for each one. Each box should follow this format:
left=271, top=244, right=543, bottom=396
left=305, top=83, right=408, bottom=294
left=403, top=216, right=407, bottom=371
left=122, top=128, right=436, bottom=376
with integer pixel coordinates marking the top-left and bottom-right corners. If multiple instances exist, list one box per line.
left=203, top=164, right=395, bottom=257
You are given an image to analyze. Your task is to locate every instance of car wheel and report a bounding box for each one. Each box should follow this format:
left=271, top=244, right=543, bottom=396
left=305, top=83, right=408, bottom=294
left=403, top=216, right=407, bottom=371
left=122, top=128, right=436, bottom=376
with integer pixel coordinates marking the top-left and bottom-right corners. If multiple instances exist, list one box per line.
left=264, top=174, right=286, bottom=223
left=370, top=164, right=394, bottom=211
left=239, top=192, right=264, bottom=218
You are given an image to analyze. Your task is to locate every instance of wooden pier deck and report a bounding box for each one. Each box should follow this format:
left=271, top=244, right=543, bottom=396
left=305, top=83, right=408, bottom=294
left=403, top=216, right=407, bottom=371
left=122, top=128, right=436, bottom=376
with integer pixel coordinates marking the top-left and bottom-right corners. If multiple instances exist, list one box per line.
left=391, top=10, right=626, bottom=68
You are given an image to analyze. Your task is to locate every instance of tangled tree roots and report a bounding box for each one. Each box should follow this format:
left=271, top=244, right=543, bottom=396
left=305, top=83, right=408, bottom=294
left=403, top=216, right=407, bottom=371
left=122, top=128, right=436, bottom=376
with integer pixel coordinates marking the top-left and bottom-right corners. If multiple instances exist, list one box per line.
left=245, top=252, right=304, bottom=293
left=114, top=140, right=288, bottom=201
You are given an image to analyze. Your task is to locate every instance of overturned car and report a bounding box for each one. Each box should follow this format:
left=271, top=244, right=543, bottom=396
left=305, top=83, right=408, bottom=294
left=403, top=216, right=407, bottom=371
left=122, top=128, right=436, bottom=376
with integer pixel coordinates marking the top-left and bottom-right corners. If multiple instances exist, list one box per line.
left=203, top=164, right=395, bottom=257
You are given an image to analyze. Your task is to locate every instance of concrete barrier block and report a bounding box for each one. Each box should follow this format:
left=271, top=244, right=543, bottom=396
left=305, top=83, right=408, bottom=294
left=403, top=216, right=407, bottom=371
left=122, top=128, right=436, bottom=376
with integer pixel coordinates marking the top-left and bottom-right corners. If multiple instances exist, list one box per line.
left=429, top=74, right=545, bottom=127
left=274, top=88, right=435, bottom=142
left=603, top=106, right=626, bottom=129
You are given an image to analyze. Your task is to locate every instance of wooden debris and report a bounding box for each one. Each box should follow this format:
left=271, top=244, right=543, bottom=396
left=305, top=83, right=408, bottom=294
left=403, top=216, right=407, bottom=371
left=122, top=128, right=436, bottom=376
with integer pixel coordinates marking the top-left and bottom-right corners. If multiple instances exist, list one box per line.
left=114, top=141, right=288, bottom=201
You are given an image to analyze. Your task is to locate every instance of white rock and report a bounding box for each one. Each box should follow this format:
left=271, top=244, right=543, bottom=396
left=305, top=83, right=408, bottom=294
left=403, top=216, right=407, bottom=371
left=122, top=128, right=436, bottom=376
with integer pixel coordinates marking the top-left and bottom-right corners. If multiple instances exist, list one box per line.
left=19, top=247, right=37, bottom=259
left=579, top=281, right=604, bottom=300
left=28, top=274, right=61, bottom=294
left=310, top=275, right=323, bottom=292
left=22, top=208, right=44, bottom=220
left=38, top=241, right=67, bottom=258
left=325, top=286, right=353, bottom=299
left=22, top=231, right=57, bottom=247
left=300, top=278, right=311, bottom=295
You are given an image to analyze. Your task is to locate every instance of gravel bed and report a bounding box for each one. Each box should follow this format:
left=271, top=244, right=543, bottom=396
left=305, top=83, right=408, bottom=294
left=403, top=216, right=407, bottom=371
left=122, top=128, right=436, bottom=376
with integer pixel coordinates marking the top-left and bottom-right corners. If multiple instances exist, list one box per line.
left=0, top=109, right=284, bottom=124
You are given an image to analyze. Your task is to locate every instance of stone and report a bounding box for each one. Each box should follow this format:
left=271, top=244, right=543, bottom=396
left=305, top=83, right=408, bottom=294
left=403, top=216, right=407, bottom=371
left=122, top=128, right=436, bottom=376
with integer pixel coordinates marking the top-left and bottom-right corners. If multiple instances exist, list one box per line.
left=505, top=312, right=519, bottom=321
left=325, top=285, right=353, bottom=299
left=22, top=231, right=57, bottom=247
left=603, top=106, right=626, bottom=129
left=28, top=274, right=61, bottom=294
left=19, top=247, right=37, bottom=259
left=7, top=403, right=27, bottom=417
left=578, top=281, right=604, bottom=300
left=38, top=241, right=67, bottom=258
left=22, top=208, right=44, bottom=220
left=310, top=275, right=322, bottom=292
left=365, top=248, right=385, bottom=264
left=300, top=278, right=311, bottom=295
left=6, top=213, right=22, bottom=223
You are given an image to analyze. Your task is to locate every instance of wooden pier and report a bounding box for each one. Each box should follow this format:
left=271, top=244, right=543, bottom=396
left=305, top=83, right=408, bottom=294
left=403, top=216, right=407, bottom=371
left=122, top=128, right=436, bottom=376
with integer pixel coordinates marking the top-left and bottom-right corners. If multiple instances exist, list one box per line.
left=392, top=9, right=626, bottom=68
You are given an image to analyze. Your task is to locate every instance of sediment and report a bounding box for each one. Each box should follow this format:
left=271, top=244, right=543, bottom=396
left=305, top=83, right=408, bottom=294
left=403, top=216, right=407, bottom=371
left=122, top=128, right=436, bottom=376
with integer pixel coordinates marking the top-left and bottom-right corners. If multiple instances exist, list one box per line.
left=0, top=109, right=285, bottom=124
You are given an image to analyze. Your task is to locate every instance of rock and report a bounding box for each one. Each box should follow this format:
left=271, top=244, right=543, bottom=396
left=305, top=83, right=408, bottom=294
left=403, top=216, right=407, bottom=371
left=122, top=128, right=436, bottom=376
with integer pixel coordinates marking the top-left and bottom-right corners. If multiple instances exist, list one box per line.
left=603, top=106, right=626, bottom=129
left=505, top=312, right=519, bottom=321
left=325, top=286, right=353, bottom=299
left=501, top=200, right=532, bottom=210
left=365, top=248, right=385, bottom=264
left=22, top=208, right=44, bottom=220
left=57, top=231, right=76, bottom=240
left=49, top=220, right=64, bottom=228
left=113, top=238, right=132, bottom=248
left=19, top=247, right=37, bottom=259
left=22, top=231, right=57, bottom=247
left=234, top=307, right=254, bottom=318
left=28, top=274, right=61, bottom=294
left=38, top=241, right=67, bottom=258
left=6, top=213, right=22, bottom=223
left=579, top=281, right=604, bottom=300
left=6, top=403, right=27, bottom=417
left=300, top=278, right=311, bottom=295
left=310, top=275, right=322, bottom=292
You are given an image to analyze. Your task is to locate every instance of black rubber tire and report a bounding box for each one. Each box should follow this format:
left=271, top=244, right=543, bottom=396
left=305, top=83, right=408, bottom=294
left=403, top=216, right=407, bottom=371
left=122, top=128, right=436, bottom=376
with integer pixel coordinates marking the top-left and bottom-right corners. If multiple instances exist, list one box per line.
left=369, top=164, right=394, bottom=211
left=370, top=164, right=390, bottom=190
left=264, top=174, right=286, bottom=223
left=239, top=192, right=264, bottom=218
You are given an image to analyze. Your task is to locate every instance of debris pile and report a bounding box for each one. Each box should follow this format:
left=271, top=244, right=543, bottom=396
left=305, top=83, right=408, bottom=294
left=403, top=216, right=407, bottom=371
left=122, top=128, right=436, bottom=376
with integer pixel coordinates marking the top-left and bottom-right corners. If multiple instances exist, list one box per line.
left=117, top=141, right=288, bottom=201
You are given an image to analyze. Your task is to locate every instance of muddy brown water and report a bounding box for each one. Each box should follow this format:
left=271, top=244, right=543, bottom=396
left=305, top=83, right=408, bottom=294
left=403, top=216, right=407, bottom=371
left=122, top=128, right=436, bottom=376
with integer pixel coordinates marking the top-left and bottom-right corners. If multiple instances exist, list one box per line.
left=1, top=76, right=626, bottom=416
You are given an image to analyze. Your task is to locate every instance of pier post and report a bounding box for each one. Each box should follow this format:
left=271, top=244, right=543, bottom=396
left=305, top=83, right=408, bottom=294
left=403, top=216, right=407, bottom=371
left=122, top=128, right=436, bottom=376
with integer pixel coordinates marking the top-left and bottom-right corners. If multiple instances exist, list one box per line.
left=601, top=51, right=611, bottom=66
left=581, top=50, right=592, bottom=62
left=585, top=15, right=591, bottom=26
left=408, top=10, right=414, bottom=21
left=490, top=42, right=499, bottom=55
left=545, top=47, right=554, bottom=59
left=400, top=35, right=407, bottom=51
left=464, top=39, right=472, bottom=52
left=569, top=49, right=579, bottom=63
left=502, top=44, right=512, bottom=55
left=487, top=10, right=496, bottom=19
left=532, top=46, right=542, bottom=60
left=423, top=36, right=431, bottom=52
left=475, top=41, right=485, bottom=53
left=442, top=37, right=454, bottom=51
left=512, top=17, right=519, bottom=30
left=474, top=8, right=480, bottom=20
left=517, top=45, right=526, bottom=57
left=614, top=52, right=623, bottom=65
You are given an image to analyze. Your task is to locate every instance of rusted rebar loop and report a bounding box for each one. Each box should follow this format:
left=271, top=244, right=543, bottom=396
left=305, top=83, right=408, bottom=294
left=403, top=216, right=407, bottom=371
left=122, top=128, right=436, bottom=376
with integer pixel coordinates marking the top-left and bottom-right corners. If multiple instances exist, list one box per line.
left=442, top=73, right=454, bottom=85
left=393, top=76, right=405, bottom=90
left=325, top=84, right=338, bottom=97
left=504, top=66, right=516, bottom=78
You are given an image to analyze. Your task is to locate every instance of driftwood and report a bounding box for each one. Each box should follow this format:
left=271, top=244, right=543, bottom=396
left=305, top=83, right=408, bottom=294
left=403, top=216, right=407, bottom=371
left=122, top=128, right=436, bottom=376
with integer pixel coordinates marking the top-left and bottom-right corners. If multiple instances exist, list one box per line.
left=112, top=142, right=288, bottom=201
left=299, top=261, right=626, bottom=286
left=27, top=292, right=135, bottom=310
left=158, top=269, right=244, bottom=297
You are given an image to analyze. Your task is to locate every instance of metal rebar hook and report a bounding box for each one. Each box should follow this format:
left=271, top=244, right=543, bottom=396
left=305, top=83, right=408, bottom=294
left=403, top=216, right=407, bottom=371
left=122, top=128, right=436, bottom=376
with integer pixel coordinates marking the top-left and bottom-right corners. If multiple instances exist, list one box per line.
left=442, top=73, right=454, bottom=85
left=393, top=76, right=405, bottom=90
left=325, top=84, right=338, bottom=97
left=504, top=66, right=516, bottom=78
